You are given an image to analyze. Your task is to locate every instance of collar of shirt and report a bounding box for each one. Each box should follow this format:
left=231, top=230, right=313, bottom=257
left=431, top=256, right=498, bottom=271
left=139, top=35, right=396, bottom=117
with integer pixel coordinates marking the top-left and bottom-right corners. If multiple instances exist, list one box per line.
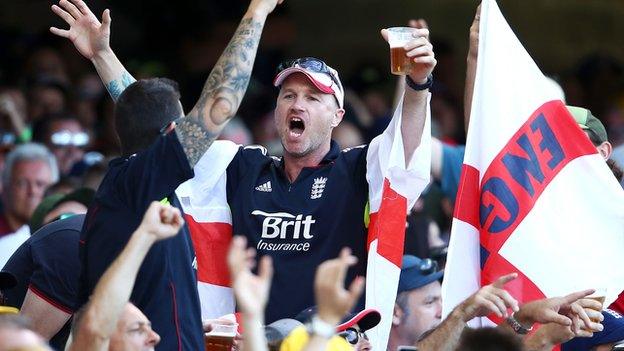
left=273, top=140, right=341, bottom=170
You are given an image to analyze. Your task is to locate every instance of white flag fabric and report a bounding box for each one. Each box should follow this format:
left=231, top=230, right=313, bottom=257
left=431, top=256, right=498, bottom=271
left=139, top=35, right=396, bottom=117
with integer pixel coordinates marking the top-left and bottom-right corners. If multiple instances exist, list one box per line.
left=442, top=0, right=624, bottom=329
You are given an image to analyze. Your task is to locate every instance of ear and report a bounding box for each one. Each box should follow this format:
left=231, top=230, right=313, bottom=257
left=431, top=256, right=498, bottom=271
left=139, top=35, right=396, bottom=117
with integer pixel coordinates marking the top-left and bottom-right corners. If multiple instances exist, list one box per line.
left=597, top=141, right=613, bottom=160
left=331, top=108, right=345, bottom=128
left=392, top=303, right=403, bottom=326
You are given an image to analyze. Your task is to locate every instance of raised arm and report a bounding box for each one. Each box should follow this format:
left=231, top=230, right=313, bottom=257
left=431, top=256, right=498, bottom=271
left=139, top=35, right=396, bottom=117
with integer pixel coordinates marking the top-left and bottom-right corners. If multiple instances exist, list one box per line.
left=464, top=4, right=480, bottom=130
left=174, top=0, right=282, bottom=166
left=381, top=24, right=435, bottom=164
left=69, top=203, right=183, bottom=351
left=50, top=0, right=136, bottom=101
left=417, top=273, right=519, bottom=351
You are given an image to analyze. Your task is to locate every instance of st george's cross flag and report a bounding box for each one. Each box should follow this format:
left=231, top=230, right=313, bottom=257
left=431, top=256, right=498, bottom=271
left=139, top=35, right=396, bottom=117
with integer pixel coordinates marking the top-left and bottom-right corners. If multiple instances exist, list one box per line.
left=441, top=0, right=624, bottom=330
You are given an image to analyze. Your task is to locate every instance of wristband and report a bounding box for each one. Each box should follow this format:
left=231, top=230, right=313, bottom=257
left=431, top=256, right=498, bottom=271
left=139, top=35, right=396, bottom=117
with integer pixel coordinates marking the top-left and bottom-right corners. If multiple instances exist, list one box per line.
left=308, top=315, right=335, bottom=339
left=505, top=312, right=533, bottom=335
left=406, top=74, right=433, bottom=91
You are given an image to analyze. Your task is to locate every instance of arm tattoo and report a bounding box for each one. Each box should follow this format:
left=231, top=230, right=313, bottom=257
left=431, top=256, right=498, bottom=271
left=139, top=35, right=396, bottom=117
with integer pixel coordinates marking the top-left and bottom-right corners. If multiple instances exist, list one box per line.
left=178, top=16, right=265, bottom=167
left=106, top=71, right=136, bottom=102
left=175, top=117, right=219, bottom=167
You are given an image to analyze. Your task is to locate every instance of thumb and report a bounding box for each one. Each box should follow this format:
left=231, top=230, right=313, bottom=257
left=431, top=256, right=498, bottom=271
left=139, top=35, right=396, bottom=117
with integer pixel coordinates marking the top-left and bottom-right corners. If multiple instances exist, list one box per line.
left=380, top=29, right=389, bottom=43
left=102, top=9, right=112, bottom=28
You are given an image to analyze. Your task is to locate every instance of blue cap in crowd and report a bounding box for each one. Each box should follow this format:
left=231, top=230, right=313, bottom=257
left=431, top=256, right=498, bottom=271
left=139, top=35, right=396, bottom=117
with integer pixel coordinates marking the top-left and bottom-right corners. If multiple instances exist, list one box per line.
left=397, top=255, right=444, bottom=294
left=562, top=309, right=624, bottom=351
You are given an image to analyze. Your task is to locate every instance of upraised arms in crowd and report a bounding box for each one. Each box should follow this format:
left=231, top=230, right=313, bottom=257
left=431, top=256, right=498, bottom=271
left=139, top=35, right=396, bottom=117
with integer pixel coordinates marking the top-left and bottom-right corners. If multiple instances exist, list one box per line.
left=50, top=0, right=284, bottom=167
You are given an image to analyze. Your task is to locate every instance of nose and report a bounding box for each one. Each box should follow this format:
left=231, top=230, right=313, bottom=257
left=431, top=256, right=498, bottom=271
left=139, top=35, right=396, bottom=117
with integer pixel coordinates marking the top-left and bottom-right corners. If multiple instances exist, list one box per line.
left=435, top=300, right=443, bottom=319
left=357, top=339, right=372, bottom=351
left=147, top=329, right=160, bottom=346
left=288, top=96, right=306, bottom=112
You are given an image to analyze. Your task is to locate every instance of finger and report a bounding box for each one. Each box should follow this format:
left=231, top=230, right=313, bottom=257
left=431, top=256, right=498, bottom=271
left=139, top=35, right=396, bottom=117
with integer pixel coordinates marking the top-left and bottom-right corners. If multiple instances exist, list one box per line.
left=411, top=28, right=430, bottom=40
left=102, top=9, right=112, bottom=30
left=544, top=310, right=573, bottom=326
left=403, top=38, right=429, bottom=51
left=412, top=56, right=437, bottom=65
left=578, top=298, right=603, bottom=311
left=70, top=0, right=97, bottom=18
left=416, top=19, right=429, bottom=30
left=51, top=4, right=75, bottom=25
left=380, top=29, right=389, bottom=43
left=160, top=207, right=174, bottom=224
left=583, top=308, right=604, bottom=323
left=347, top=276, right=366, bottom=303
left=563, top=289, right=595, bottom=304
left=49, top=27, right=71, bottom=38
left=492, top=273, right=518, bottom=288
left=575, top=329, right=593, bottom=338
left=258, top=255, right=274, bottom=281
left=572, top=304, right=594, bottom=331
left=571, top=314, right=581, bottom=334
left=408, top=19, right=419, bottom=28
left=479, top=298, right=504, bottom=317
left=59, top=0, right=82, bottom=20
left=496, top=289, right=520, bottom=312
left=487, top=293, right=510, bottom=317
left=406, top=46, right=433, bottom=58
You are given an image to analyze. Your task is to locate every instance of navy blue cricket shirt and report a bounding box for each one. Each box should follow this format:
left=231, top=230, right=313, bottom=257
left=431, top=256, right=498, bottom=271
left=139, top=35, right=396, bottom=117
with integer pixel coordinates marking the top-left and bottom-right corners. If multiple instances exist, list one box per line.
left=79, top=132, right=203, bottom=350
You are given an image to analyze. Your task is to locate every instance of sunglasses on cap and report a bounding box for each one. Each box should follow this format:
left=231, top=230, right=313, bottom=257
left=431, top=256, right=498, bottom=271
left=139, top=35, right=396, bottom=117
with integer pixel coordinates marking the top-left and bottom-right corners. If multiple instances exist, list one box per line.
left=337, top=328, right=368, bottom=345
left=51, top=131, right=89, bottom=147
left=276, top=57, right=342, bottom=89
left=416, top=258, right=438, bottom=275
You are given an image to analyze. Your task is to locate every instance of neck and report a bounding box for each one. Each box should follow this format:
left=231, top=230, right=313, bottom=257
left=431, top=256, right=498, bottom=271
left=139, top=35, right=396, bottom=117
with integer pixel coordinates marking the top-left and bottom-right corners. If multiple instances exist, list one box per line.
left=387, top=326, right=412, bottom=351
left=283, top=141, right=331, bottom=183
left=3, top=210, right=25, bottom=232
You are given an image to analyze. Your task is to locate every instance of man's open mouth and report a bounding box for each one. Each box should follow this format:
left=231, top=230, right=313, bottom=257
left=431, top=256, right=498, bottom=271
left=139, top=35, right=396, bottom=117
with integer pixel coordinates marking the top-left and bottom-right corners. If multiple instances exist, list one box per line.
left=288, top=117, right=305, bottom=137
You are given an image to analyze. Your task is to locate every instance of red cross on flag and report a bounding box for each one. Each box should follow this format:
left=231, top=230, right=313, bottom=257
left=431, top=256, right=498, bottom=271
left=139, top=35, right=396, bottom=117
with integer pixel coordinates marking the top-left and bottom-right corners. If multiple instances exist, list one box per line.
left=441, top=0, right=624, bottom=337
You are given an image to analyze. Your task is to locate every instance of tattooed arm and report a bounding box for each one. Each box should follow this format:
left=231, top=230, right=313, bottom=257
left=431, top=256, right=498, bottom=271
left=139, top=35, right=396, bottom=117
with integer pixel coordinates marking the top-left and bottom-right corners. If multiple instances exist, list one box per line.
left=175, top=0, right=283, bottom=167
left=50, top=0, right=135, bottom=101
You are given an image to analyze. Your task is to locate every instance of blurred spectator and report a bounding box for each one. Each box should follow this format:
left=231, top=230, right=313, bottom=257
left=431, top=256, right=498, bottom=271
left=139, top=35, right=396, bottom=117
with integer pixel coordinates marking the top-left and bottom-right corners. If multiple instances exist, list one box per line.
left=0, top=143, right=58, bottom=267
left=0, top=271, right=18, bottom=314
left=219, top=117, right=253, bottom=145
left=387, top=255, right=442, bottom=351
left=32, top=112, right=90, bottom=176
left=265, top=318, right=303, bottom=351
left=27, top=77, right=69, bottom=123
left=0, top=315, right=52, bottom=350
left=335, top=309, right=380, bottom=351
left=332, top=120, right=364, bottom=149
left=455, top=327, right=523, bottom=351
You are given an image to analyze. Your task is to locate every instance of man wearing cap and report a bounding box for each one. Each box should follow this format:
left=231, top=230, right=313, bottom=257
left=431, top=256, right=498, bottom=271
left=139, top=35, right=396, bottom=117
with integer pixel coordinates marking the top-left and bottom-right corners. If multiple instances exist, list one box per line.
left=174, top=29, right=434, bottom=322
left=387, top=255, right=443, bottom=351
left=1, top=188, right=93, bottom=349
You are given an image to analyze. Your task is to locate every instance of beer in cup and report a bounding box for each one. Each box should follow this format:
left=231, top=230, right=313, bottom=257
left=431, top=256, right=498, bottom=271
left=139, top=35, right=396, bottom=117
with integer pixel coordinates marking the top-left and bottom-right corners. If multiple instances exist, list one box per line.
left=205, top=322, right=238, bottom=351
left=386, top=27, right=415, bottom=75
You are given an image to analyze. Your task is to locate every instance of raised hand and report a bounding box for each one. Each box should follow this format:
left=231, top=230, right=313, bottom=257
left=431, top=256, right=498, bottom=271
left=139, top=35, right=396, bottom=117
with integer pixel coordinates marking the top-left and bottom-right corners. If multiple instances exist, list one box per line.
left=314, top=248, right=366, bottom=325
left=380, top=25, right=436, bottom=84
left=227, top=236, right=273, bottom=317
left=456, top=273, right=519, bottom=322
left=247, top=0, right=285, bottom=17
left=515, top=289, right=603, bottom=333
left=50, top=0, right=111, bottom=60
left=138, top=202, right=184, bottom=242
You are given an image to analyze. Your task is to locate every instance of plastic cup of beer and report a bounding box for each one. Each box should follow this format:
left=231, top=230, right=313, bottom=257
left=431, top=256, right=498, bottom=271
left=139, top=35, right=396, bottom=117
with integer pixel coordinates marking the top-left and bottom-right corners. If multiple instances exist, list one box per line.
left=386, top=27, right=415, bottom=75
left=205, top=322, right=238, bottom=351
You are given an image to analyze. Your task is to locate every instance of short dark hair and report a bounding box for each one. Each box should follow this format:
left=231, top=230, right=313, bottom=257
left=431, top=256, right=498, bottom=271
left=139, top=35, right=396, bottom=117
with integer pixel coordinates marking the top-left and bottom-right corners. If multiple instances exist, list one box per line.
left=114, top=78, right=182, bottom=155
left=456, top=327, right=523, bottom=351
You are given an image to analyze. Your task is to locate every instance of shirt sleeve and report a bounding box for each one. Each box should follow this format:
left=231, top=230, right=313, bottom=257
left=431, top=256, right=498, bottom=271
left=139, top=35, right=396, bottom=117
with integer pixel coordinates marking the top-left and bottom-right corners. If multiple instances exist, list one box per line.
left=115, top=131, right=195, bottom=212
left=440, top=144, right=466, bottom=201
left=366, top=94, right=432, bottom=212
left=29, top=228, right=80, bottom=313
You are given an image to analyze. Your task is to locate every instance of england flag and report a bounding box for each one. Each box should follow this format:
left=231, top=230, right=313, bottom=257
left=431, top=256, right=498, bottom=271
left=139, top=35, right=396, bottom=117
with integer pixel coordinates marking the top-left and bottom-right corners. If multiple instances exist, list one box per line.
left=442, top=0, right=624, bottom=333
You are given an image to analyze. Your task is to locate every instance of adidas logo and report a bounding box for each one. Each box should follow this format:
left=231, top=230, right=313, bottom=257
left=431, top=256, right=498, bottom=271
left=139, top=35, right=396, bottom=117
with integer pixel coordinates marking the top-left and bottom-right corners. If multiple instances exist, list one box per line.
left=255, top=181, right=272, bottom=192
